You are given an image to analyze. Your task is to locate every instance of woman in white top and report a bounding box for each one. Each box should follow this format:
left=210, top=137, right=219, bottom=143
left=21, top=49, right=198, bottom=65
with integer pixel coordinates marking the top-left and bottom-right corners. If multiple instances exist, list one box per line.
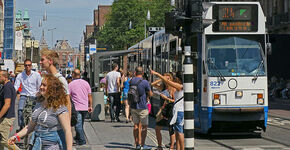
left=151, top=70, right=184, bottom=150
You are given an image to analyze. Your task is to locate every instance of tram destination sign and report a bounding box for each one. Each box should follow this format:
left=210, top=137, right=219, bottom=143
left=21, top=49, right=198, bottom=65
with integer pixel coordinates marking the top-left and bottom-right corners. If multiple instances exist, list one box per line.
left=212, top=4, right=258, bottom=32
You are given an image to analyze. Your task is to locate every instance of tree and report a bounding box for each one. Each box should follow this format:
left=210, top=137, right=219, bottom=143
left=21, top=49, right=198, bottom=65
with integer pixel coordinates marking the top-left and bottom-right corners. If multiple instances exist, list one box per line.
left=97, top=0, right=173, bottom=50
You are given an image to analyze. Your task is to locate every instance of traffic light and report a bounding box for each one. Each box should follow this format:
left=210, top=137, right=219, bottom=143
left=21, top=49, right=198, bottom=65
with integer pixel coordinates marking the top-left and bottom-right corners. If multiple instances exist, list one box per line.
left=165, top=11, right=184, bottom=36
left=187, top=0, right=203, bottom=17
left=187, top=0, right=203, bottom=33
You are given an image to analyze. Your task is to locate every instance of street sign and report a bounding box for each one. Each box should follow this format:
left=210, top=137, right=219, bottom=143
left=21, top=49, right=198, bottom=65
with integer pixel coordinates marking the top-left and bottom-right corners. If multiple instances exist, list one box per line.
left=89, top=44, right=96, bottom=54
left=68, top=62, right=74, bottom=68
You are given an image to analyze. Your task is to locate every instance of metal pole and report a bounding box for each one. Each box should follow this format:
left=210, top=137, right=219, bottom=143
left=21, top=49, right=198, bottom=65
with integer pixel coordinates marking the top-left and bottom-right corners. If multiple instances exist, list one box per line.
left=51, top=30, right=53, bottom=48
left=144, top=21, right=146, bottom=39
left=31, top=40, right=33, bottom=62
left=183, top=26, right=194, bottom=149
left=48, top=28, right=56, bottom=49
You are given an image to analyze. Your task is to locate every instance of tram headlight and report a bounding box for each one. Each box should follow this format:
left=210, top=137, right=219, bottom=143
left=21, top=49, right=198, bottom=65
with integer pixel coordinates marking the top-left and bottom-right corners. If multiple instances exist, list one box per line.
left=213, top=94, right=220, bottom=105
left=257, top=93, right=264, bottom=105
left=235, top=91, right=243, bottom=97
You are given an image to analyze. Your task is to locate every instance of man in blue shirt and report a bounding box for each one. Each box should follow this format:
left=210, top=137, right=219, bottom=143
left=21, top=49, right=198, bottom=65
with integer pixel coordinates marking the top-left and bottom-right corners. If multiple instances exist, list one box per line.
left=0, top=70, right=20, bottom=150
left=130, top=67, right=153, bottom=150
left=14, top=59, right=42, bottom=131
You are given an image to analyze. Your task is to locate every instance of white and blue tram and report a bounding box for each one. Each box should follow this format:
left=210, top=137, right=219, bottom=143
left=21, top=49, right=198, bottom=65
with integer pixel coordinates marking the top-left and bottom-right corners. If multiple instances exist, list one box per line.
left=128, top=1, right=269, bottom=134
left=195, top=2, right=269, bottom=133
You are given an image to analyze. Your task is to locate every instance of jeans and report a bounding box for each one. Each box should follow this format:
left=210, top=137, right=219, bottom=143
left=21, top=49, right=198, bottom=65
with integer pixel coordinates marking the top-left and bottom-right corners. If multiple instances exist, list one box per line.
left=108, top=93, right=121, bottom=121
left=75, top=111, right=87, bottom=145
left=18, top=96, right=36, bottom=128
left=57, top=129, right=66, bottom=150
left=32, top=131, right=62, bottom=150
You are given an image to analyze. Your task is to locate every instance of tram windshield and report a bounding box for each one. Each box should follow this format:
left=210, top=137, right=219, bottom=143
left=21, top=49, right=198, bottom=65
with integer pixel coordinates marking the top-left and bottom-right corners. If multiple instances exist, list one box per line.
left=207, top=36, right=266, bottom=77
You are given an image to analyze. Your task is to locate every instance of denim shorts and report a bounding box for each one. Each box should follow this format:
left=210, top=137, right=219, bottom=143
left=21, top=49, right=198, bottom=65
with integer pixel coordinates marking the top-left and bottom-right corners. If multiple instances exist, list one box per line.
left=173, top=111, right=184, bottom=133
left=123, top=92, right=128, bottom=100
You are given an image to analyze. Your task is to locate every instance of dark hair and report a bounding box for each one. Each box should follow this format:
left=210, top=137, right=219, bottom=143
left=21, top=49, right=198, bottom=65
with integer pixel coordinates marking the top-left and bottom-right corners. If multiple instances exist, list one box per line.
left=24, top=59, right=32, bottom=64
left=175, top=71, right=183, bottom=84
left=0, top=70, right=9, bottom=78
left=112, top=63, right=118, bottom=70
left=135, top=67, right=143, bottom=76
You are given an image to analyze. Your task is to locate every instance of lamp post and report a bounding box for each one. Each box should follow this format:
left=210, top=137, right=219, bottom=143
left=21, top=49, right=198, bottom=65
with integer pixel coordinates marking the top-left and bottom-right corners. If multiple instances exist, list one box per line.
left=48, top=28, right=56, bottom=49
left=144, top=10, right=150, bottom=38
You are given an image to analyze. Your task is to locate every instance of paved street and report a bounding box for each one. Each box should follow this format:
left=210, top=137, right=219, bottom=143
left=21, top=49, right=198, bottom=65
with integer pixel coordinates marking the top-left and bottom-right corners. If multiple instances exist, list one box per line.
left=74, top=115, right=171, bottom=150
left=195, top=98, right=290, bottom=150
left=10, top=97, right=290, bottom=150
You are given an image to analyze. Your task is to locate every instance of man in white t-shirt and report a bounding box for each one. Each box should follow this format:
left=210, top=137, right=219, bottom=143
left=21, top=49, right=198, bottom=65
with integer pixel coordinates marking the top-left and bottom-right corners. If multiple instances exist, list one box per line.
left=105, top=63, right=121, bottom=122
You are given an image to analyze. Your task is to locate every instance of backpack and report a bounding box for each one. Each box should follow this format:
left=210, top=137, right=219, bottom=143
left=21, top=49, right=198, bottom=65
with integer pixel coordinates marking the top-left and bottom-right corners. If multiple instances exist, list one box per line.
left=55, top=73, right=78, bottom=126
left=128, top=79, right=143, bottom=103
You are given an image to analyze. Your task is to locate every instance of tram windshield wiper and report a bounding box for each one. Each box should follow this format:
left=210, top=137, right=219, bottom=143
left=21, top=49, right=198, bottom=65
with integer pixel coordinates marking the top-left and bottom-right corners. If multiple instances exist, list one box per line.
left=207, top=59, right=226, bottom=81
left=252, top=60, right=264, bottom=81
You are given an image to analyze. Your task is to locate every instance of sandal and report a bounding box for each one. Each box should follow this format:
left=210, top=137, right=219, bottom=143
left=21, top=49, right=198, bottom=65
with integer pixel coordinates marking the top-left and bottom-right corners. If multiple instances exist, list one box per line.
left=156, top=146, right=163, bottom=150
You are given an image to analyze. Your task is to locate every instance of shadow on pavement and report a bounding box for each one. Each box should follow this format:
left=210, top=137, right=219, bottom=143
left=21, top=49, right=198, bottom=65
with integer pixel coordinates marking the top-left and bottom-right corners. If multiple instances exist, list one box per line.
left=105, top=142, right=134, bottom=149
left=195, top=132, right=262, bottom=140
left=269, top=98, right=290, bottom=111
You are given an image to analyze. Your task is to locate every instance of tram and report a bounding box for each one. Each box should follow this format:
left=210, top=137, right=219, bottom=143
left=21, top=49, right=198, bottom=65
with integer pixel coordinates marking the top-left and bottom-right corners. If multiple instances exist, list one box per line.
left=196, top=1, right=269, bottom=133
left=129, top=1, right=270, bottom=134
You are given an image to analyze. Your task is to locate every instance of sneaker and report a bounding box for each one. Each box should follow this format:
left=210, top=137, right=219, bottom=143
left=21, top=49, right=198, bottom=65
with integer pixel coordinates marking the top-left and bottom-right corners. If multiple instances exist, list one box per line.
left=140, top=145, right=151, bottom=150
left=165, top=142, right=176, bottom=149
left=135, top=145, right=141, bottom=150
left=116, top=118, right=121, bottom=122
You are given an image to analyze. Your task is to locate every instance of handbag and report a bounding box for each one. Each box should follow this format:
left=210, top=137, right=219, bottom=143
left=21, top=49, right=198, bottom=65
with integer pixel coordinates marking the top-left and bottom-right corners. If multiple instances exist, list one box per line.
left=156, top=108, right=163, bottom=122
left=70, top=99, right=78, bottom=126
left=161, top=96, right=184, bottom=119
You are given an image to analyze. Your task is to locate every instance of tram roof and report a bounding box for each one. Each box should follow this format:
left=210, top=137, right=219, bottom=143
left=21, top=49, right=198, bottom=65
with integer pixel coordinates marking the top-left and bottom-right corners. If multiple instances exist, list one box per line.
left=94, top=49, right=144, bottom=58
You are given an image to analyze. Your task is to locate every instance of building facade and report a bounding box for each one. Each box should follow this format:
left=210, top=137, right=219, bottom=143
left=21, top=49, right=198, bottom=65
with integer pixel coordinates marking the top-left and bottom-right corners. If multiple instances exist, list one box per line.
left=3, top=0, right=14, bottom=59
left=54, top=39, right=84, bottom=75
left=15, top=9, right=39, bottom=63
left=0, top=0, right=4, bottom=55
left=83, top=5, right=111, bottom=73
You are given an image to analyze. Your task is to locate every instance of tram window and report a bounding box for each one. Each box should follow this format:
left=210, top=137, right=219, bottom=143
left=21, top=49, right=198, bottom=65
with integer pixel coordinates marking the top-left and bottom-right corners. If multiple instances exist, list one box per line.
left=169, top=40, right=177, bottom=72
left=133, top=55, right=136, bottom=61
left=156, top=46, right=162, bottom=73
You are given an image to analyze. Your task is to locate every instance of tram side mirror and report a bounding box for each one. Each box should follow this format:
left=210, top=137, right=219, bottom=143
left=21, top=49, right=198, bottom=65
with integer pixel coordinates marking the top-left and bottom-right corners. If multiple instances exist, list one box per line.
left=266, top=43, right=272, bottom=55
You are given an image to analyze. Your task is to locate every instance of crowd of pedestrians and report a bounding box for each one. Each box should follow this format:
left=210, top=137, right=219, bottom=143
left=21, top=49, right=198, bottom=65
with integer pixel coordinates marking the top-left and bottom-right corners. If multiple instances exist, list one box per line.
left=101, top=64, right=184, bottom=150
left=0, top=49, right=94, bottom=150
left=269, top=76, right=290, bottom=99
left=0, top=48, right=185, bottom=150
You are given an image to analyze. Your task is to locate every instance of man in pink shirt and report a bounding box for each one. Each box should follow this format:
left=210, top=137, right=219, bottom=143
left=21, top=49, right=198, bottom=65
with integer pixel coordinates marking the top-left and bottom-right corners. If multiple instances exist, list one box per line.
left=69, top=69, right=93, bottom=145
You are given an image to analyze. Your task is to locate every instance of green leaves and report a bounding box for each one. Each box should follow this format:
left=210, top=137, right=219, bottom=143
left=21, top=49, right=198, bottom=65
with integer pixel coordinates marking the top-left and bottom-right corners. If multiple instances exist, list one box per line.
left=96, top=0, right=173, bottom=50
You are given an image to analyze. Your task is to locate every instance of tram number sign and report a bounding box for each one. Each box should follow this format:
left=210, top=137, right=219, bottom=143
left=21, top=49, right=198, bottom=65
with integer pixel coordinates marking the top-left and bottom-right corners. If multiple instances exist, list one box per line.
left=212, top=4, right=258, bottom=32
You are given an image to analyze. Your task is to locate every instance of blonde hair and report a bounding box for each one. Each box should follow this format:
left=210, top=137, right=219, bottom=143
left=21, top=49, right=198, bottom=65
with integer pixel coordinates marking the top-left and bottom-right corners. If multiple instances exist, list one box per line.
left=40, top=48, right=59, bottom=66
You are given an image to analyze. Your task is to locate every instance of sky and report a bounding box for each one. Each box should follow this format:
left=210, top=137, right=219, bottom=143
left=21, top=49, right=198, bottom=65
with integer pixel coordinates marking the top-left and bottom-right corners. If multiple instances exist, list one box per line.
left=16, top=0, right=114, bottom=48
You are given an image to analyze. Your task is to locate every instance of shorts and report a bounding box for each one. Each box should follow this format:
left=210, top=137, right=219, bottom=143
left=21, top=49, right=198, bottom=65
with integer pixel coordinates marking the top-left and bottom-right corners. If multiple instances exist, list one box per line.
left=131, top=109, right=148, bottom=125
left=173, top=111, right=184, bottom=133
left=156, top=118, right=168, bottom=127
left=123, top=92, right=128, bottom=100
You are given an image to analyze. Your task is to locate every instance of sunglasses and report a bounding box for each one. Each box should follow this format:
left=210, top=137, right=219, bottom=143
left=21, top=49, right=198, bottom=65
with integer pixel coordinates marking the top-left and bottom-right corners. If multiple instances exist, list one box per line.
left=24, top=64, right=32, bottom=67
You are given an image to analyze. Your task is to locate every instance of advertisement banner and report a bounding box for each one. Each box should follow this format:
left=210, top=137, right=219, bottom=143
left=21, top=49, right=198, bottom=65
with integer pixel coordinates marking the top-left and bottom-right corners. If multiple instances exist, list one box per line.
left=15, top=31, right=23, bottom=51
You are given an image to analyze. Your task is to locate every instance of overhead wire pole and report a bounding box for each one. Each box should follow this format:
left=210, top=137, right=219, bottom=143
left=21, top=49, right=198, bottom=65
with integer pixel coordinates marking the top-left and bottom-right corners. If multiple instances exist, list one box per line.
left=183, top=0, right=203, bottom=149
left=183, top=21, right=195, bottom=150
left=48, top=28, right=56, bottom=49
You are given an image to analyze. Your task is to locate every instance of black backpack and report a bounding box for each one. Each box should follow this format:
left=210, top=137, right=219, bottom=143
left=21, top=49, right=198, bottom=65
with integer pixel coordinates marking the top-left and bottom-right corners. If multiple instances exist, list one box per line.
left=128, top=79, right=143, bottom=104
